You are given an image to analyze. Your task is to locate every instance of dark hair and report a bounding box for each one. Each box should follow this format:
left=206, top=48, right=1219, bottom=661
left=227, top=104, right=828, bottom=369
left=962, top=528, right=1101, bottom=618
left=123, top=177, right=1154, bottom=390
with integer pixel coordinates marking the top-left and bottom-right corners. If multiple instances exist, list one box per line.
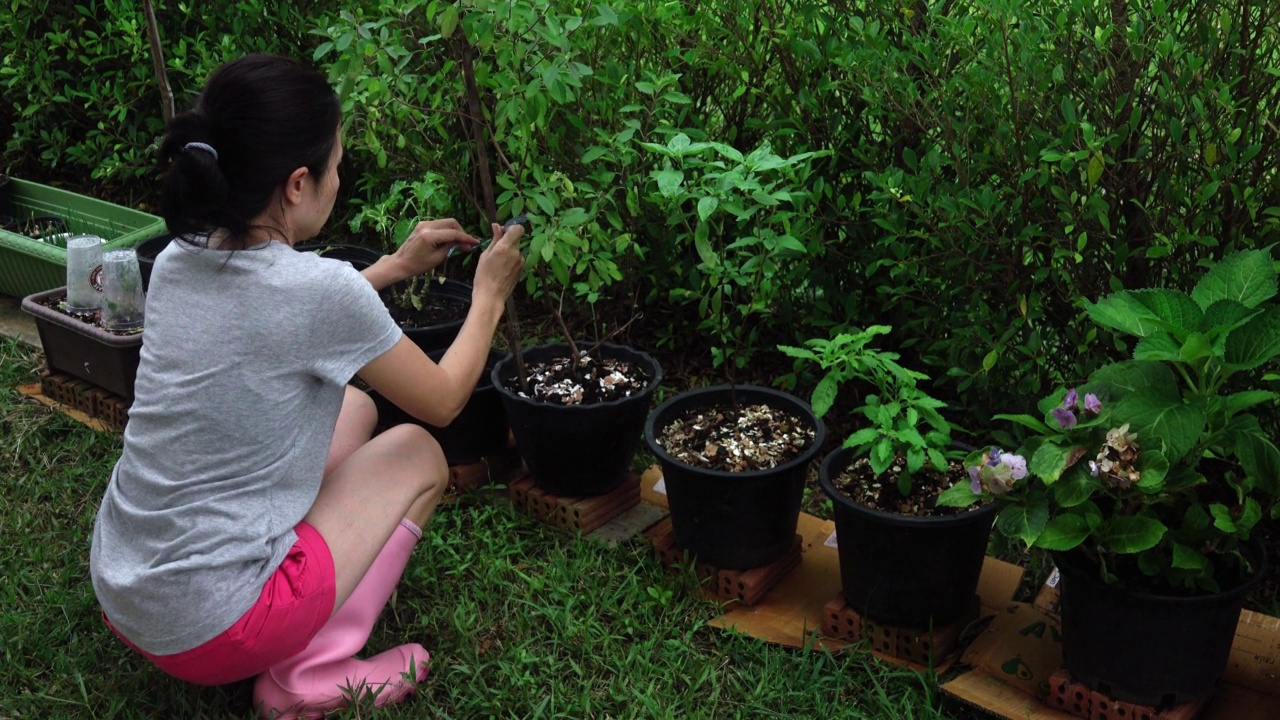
left=159, top=54, right=341, bottom=248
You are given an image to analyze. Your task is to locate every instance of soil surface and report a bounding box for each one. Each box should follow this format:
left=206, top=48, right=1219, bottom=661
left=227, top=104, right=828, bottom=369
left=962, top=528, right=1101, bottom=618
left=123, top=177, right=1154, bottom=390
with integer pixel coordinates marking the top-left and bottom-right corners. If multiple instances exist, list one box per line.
left=36, top=294, right=142, bottom=337
left=384, top=283, right=469, bottom=329
left=658, top=402, right=815, bottom=472
left=508, top=351, right=649, bottom=405
left=833, top=455, right=978, bottom=517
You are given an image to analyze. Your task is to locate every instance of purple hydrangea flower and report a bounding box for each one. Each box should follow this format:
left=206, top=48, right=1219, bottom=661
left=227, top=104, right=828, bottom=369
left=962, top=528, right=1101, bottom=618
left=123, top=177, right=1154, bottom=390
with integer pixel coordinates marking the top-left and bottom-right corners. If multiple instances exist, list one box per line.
left=1051, top=406, right=1078, bottom=429
left=1000, top=452, right=1028, bottom=480
left=1063, top=388, right=1079, bottom=410
left=1084, top=393, right=1102, bottom=414
left=987, top=446, right=1002, bottom=466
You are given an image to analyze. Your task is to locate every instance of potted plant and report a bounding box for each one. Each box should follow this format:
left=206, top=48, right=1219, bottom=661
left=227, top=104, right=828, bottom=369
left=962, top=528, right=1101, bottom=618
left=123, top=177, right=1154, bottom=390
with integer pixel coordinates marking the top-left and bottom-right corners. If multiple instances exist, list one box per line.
left=642, top=137, right=828, bottom=570
left=943, top=248, right=1279, bottom=706
left=780, top=325, right=998, bottom=627
left=21, top=286, right=143, bottom=401
left=375, top=347, right=509, bottom=466
left=494, top=338, right=662, bottom=497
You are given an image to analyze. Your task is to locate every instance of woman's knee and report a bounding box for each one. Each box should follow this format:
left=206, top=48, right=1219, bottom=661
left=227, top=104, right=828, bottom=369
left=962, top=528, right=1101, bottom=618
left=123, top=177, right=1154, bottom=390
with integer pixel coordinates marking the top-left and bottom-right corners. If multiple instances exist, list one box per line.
left=380, top=424, right=448, bottom=495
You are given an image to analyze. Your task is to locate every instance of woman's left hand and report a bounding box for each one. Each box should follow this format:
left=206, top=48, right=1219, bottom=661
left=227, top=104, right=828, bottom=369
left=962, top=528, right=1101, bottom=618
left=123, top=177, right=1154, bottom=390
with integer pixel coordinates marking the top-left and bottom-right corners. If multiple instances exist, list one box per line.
left=392, top=219, right=480, bottom=277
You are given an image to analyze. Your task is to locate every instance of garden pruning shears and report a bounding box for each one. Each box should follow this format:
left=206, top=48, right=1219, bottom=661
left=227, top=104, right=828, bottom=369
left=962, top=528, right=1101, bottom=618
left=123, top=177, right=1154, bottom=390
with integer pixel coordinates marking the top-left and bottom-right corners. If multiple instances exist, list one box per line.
left=447, top=214, right=528, bottom=258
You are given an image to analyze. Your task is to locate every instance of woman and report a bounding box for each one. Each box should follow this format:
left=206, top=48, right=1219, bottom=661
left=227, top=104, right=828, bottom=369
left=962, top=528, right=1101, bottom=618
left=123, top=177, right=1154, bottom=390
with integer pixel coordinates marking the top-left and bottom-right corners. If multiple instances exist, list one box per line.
left=88, top=54, right=524, bottom=719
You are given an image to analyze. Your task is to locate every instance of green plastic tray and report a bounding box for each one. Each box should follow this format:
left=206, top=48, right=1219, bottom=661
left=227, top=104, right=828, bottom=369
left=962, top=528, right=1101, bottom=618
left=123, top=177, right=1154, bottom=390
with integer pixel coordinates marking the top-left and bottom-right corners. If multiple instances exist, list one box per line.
left=0, top=177, right=168, bottom=298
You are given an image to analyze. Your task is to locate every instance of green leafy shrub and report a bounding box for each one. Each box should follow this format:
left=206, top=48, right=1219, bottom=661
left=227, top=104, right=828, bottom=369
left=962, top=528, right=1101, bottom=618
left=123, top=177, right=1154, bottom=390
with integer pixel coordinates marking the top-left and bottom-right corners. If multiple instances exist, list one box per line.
left=1, top=0, right=339, bottom=200
left=944, top=249, right=1280, bottom=594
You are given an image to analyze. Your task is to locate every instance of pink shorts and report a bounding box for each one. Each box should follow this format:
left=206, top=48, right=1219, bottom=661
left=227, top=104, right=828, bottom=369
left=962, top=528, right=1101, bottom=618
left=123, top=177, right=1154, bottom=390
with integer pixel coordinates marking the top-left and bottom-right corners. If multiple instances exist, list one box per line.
left=104, top=521, right=337, bottom=686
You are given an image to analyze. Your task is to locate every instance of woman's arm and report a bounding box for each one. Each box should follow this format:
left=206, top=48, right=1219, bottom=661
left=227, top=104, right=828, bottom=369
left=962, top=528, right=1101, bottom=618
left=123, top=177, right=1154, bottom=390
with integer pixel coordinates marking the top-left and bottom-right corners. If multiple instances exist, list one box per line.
left=359, top=219, right=480, bottom=292
left=357, top=222, right=523, bottom=425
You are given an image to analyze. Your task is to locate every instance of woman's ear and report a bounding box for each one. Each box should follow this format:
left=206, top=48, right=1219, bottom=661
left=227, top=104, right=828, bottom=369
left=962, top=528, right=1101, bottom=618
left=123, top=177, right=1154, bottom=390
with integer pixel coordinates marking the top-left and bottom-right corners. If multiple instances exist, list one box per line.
left=281, top=166, right=310, bottom=206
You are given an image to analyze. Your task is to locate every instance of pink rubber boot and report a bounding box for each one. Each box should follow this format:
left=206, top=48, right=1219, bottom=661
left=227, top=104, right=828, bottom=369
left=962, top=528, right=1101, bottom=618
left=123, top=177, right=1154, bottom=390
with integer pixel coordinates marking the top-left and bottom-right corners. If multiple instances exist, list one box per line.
left=254, top=519, right=430, bottom=720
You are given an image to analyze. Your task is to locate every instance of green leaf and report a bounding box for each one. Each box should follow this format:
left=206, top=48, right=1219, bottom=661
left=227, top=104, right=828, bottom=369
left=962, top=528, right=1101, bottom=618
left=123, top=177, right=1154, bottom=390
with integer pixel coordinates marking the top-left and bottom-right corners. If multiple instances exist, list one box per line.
left=1178, top=332, right=1214, bottom=363
left=776, top=344, right=816, bottom=361
left=1136, top=451, right=1168, bottom=489
left=1097, top=516, right=1167, bottom=553
left=653, top=169, right=684, bottom=198
left=926, top=448, right=947, bottom=471
left=1209, top=503, right=1236, bottom=532
left=1085, top=290, right=1201, bottom=339
left=1196, top=299, right=1262, bottom=337
left=1223, top=391, right=1280, bottom=415
left=1240, top=498, right=1262, bottom=533
left=1133, top=332, right=1182, bottom=361
left=906, top=447, right=925, bottom=473
left=1084, top=361, right=1180, bottom=403
left=1029, top=442, right=1076, bottom=484
left=439, top=5, right=459, bottom=38
left=811, top=374, right=838, bottom=417
left=693, top=222, right=717, bottom=268
left=1191, top=248, right=1277, bottom=310
left=870, top=439, right=894, bottom=475
left=697, top=196, right=718, bottom=222
left=1236, top=428, right=1280, bottom=495
left=1050, top=465, right=1099, bottom=507
left=993, top=413, right=1056, bottom=435
left=1084, top=293, right=1166, bottom=338
left=842, top=427, right=881, bottom=449
left=1171, top=543, right=1211, bottom=571
left=997, top=498, right=1049, bottom=546
left=1110, top=395, right=1205, bottom=465
left=1129, top=289, right=1204, bottom=334
left=1035, top=514, right=1091, bottom=551
left=1224, top=305, right=1280, bottom=370
left=937, top=483, right=980, bottom=507
left=1087, top=152, right=1104, bottom=187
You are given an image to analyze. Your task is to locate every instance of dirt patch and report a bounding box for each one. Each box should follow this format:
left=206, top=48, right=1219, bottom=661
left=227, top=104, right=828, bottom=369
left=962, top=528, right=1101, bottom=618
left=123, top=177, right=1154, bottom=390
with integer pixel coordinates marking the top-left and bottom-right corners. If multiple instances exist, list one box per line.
left=511, top=352, right=650, bottom=405
left=657, top=402, right=815, bottom=472
left=832, top=455, right=979, bottom=517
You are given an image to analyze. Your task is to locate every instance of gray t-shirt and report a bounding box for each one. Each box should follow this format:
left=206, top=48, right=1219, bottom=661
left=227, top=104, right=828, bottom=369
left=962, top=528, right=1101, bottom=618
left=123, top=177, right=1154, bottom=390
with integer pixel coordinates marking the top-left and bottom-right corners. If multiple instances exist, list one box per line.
left=90, top=238, right=401, bottom=655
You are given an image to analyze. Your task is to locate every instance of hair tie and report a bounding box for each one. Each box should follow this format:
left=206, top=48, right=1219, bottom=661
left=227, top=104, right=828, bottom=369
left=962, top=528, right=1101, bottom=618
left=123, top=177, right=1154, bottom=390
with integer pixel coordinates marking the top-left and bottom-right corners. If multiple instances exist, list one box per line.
left=183, top=142, right=219, bottom=161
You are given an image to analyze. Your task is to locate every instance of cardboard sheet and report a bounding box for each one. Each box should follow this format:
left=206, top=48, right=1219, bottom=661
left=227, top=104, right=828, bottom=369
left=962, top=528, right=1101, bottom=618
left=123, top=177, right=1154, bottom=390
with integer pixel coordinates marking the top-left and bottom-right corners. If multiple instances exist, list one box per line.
left=639, top=466, right=1026, bottom=667
left=942, top=582, right=1280, bottom=719
left=15, top=382, right=114, bottom=432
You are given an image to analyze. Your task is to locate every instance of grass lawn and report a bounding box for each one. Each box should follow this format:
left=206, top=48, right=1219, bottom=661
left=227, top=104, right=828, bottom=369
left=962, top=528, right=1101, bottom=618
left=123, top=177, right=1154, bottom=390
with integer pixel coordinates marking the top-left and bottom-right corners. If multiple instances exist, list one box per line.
left=0, top=337, right=981, bottom=719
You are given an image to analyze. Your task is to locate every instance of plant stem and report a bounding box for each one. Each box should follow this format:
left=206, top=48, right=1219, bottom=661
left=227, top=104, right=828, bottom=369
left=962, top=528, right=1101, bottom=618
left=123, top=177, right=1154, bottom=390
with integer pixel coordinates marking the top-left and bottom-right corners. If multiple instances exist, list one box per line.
left=461, top=33, right=527, bottom=394
left=142, top=0, right=174, bottom=122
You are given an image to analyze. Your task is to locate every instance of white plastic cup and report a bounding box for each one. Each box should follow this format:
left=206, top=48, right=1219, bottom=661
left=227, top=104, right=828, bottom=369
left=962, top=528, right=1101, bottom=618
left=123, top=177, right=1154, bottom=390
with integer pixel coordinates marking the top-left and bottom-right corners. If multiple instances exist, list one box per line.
left=65, top=234, right=104, bottom=313
left=100, top=249, right=146, bottom=331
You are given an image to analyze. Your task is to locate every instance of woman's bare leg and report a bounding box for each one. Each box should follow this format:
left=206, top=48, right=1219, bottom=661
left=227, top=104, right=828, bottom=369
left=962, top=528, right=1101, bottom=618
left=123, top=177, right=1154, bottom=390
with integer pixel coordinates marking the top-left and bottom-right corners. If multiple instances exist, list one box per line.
left=306, top=387, right=447, bottom=611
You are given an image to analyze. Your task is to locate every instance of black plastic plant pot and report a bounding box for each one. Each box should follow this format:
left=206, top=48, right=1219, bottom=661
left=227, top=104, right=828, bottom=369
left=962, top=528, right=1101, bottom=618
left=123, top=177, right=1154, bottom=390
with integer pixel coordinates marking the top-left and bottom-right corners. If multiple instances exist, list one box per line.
left=21, top=287, right=142, bottom=400
left=135, top=233, right=174, bottom=292
left=16, top=214, right=68, bottom=239
left=644, top=385, right=826, bottom=570
left=493, top=342, right=662, bottom=497
left=397, top=279, right=471, bottom=355
left=294, top=242, right=383, bottom=270
left=372, top=348, right=508, bottom=465
left=1052, top=542, right=1267, bottom=706
left=819, top=446, right=997, bottom=628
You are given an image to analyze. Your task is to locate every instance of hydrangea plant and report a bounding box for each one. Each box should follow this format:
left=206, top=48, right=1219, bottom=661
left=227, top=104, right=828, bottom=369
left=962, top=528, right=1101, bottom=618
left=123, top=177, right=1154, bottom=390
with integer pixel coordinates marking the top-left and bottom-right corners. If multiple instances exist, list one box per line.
left=941, top=249, right=1280, bottom=593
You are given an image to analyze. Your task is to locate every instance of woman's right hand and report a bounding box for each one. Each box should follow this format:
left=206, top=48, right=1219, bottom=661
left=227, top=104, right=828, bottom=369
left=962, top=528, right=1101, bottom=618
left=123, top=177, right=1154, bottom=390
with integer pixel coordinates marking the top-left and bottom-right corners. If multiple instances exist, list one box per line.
left=473, top=222, right=525, bottom=304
